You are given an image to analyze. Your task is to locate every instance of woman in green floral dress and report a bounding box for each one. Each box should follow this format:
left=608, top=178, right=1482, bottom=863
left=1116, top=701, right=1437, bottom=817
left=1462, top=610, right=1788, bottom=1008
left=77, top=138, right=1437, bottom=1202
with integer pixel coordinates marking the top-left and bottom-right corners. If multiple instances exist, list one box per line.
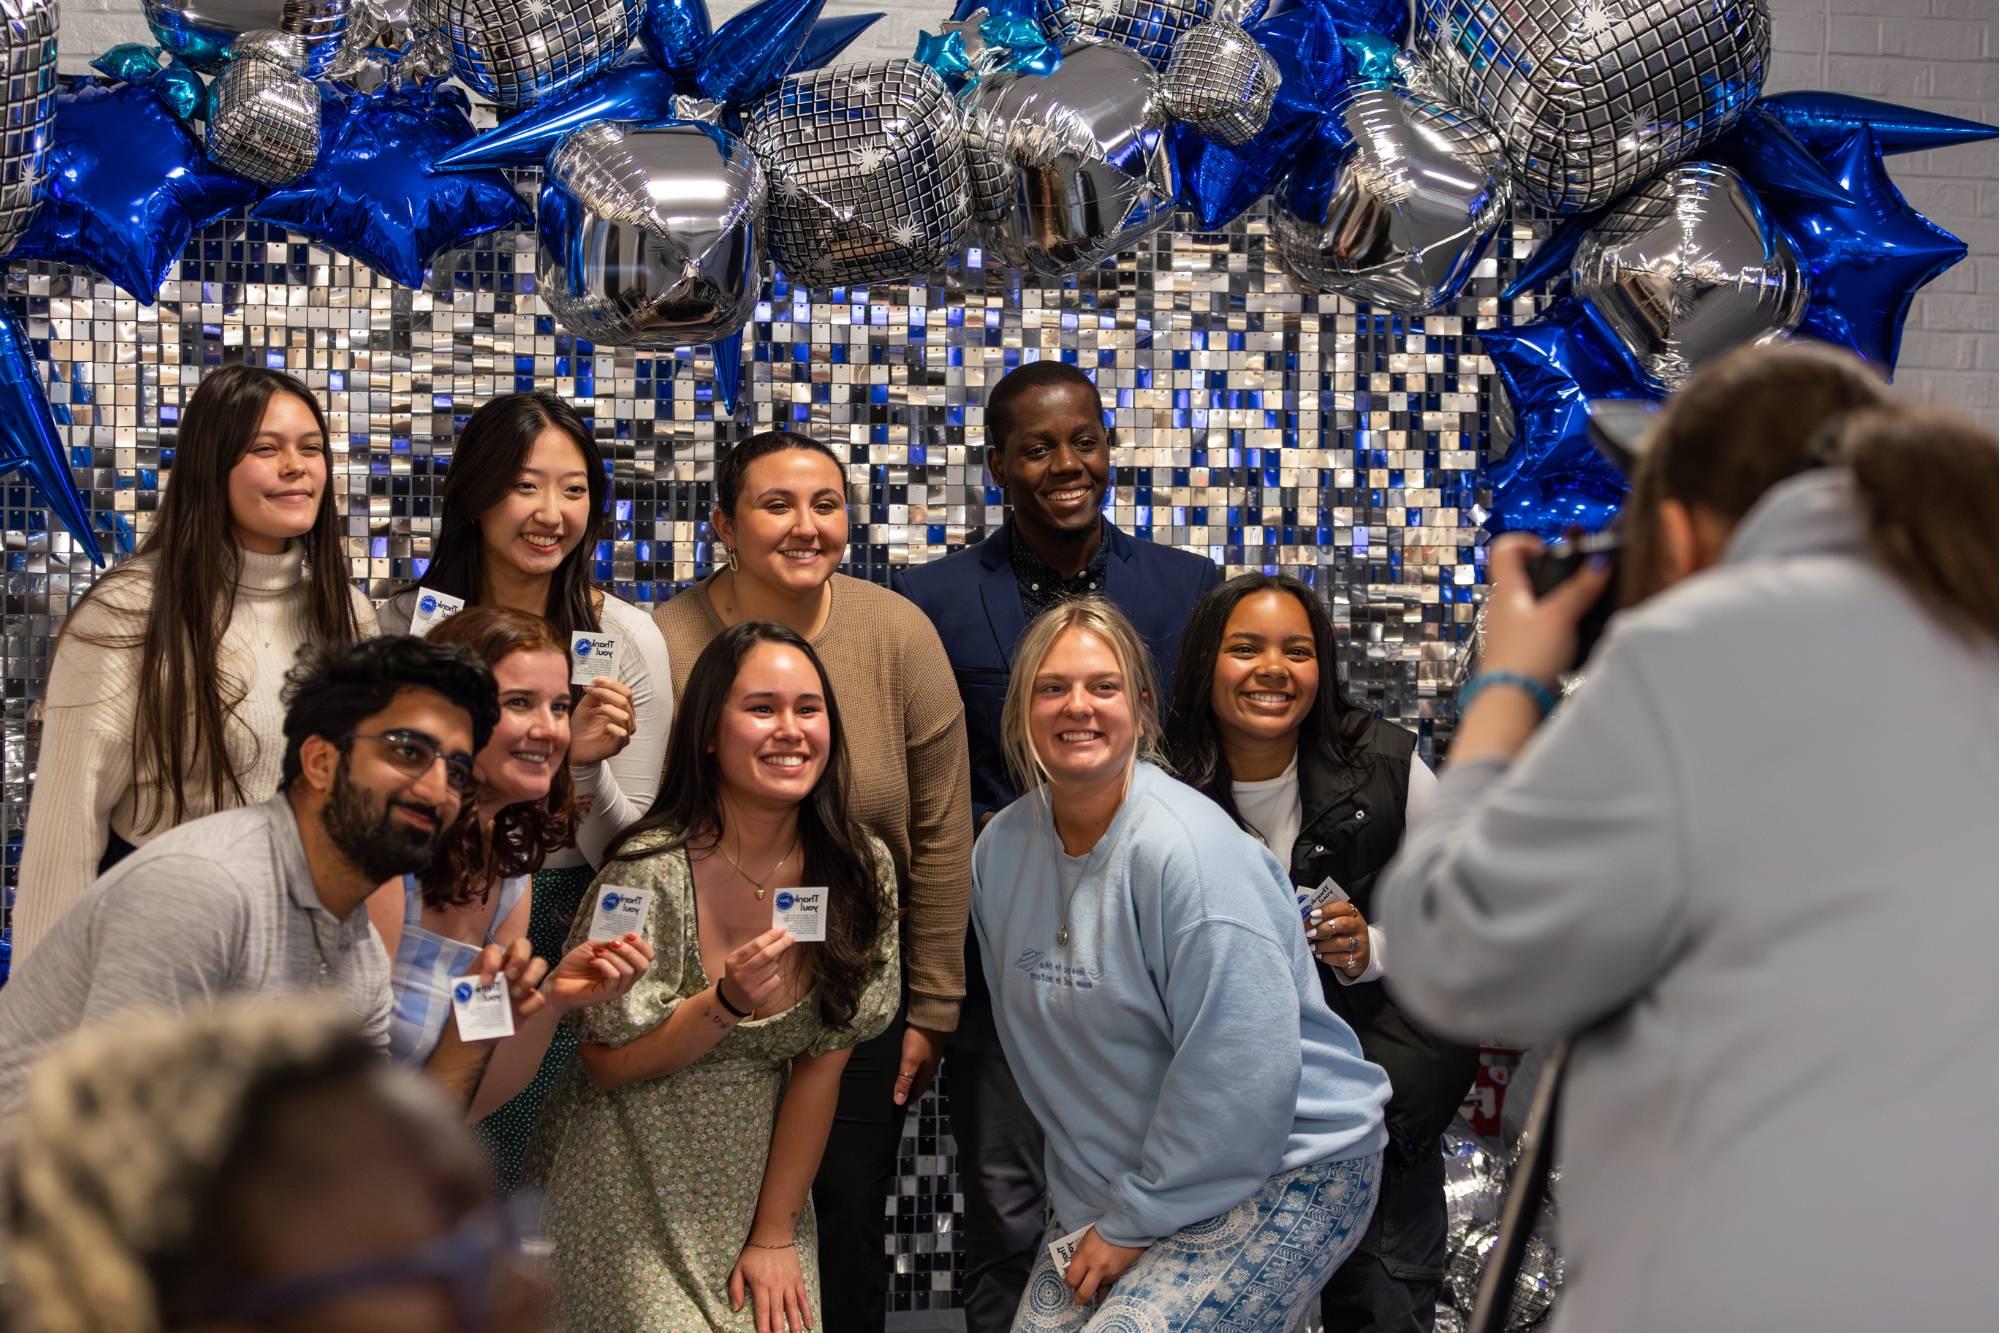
left=540, top=621, right=900, bottom=1332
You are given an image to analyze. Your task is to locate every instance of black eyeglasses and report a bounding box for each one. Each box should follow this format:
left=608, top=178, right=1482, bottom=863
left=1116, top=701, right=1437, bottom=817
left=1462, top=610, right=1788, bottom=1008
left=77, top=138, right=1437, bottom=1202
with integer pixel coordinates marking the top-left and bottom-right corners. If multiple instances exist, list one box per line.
left=226, top=1201, right=524, bottom=1330
left=346, top=730, right=478, bottom=799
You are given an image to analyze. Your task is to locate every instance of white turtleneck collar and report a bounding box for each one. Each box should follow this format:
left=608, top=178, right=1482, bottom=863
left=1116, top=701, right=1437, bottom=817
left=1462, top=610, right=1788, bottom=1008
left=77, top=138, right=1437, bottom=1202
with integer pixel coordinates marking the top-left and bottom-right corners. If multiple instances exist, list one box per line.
left=235, top=541, right=307, bottom=598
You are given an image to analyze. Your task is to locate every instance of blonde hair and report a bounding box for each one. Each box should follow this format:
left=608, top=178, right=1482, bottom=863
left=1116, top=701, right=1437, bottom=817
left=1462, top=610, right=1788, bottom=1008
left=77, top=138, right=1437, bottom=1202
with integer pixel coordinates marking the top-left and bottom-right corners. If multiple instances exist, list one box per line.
left=999, top=598, right=1167, bottom=793
left=4, top=999, right=374, bottom=1333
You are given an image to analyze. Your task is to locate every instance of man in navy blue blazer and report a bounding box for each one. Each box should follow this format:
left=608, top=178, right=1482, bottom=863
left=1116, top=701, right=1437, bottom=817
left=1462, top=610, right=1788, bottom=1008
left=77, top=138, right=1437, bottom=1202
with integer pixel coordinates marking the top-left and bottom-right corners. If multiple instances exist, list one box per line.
left=892, top=360, right=1218, bottom=1331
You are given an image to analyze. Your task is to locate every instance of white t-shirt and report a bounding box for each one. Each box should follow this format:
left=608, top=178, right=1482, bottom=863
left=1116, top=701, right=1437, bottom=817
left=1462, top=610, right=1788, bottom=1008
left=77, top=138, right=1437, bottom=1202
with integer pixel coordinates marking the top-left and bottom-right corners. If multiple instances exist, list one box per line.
left=1231, top=749, right=1438, bottom=984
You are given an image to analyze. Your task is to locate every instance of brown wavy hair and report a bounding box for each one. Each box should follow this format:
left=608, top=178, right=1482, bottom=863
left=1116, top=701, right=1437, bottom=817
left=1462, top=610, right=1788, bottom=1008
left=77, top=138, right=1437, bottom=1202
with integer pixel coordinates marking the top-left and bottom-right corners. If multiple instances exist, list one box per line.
left=61, top=365, right=363, bottom=833
left=418, top=607, right=579, bottom=907
left=1621, top=341, right=1995, bottom=639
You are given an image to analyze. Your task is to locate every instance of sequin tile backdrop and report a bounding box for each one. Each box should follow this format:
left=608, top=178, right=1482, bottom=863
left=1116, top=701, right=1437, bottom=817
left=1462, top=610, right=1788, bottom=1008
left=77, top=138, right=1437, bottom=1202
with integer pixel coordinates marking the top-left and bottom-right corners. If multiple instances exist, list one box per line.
left=0, top=201, right=1534, bottom=1313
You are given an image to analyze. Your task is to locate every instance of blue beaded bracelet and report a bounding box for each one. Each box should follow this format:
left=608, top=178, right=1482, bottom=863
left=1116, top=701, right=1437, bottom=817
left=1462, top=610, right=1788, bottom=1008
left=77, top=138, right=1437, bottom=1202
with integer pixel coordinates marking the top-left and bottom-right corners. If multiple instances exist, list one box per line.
left=1460, top=670, right=1558, bottom=719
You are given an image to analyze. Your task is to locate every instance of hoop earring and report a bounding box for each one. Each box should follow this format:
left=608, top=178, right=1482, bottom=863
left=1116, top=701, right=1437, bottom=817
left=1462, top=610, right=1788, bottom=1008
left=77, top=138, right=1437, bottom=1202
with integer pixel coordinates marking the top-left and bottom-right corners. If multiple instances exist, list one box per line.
left=721, top=544, right=739, bottom=573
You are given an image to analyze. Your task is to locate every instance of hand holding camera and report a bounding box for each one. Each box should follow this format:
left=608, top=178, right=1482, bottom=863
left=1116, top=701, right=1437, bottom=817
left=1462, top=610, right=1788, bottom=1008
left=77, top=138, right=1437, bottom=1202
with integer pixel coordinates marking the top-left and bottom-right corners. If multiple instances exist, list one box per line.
left=1482, top=534, right=1618, bottom=685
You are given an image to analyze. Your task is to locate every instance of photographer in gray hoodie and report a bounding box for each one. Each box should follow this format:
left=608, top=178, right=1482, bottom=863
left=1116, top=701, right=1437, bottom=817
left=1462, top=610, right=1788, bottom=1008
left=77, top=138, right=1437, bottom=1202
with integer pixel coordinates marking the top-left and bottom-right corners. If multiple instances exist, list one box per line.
left=1379, top=342, right=1997, bottom=1333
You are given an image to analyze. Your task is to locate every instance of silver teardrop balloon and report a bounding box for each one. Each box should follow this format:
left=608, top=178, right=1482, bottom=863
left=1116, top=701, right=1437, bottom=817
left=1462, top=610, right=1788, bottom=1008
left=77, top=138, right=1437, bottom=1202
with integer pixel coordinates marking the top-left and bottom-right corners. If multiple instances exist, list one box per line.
left=962, top=41, right=1179, bottom=277
left=415, top=0, right=642, bottom=108
left=205, top=33, right=323, bottom=185
left=1273, top=77, right=1508, bottom=315
left=1413, top=0, right=1770, bottom=215
left=746, top=59, right=969, bottom=288
left=0, top=0, right=59, bottom=257
left=142, top=0, right=353, bottom=76
left=1571, top=160, right=1807, bottom=390
left=535, top=121, right=766, bottom=349
left=1158, top=17, right=1278, bottom=145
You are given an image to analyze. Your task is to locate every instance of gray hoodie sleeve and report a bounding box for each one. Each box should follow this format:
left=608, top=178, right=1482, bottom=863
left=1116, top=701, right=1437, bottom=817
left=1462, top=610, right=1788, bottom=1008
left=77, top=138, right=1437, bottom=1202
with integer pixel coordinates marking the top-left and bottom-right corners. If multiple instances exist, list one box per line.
left=1376, top=630, right=1693, bottom=1046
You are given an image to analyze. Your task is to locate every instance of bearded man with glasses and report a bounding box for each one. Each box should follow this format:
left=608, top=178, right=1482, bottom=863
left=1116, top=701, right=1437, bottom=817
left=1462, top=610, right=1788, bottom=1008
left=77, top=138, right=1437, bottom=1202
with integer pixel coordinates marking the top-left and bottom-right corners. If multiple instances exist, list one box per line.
left=0, top=636, right=501, bottom=1123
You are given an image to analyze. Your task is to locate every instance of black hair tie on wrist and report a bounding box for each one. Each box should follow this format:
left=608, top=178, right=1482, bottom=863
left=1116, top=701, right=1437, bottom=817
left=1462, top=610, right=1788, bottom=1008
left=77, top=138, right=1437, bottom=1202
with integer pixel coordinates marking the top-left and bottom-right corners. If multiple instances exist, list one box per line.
left=714, top=980, right=752, bottom=1020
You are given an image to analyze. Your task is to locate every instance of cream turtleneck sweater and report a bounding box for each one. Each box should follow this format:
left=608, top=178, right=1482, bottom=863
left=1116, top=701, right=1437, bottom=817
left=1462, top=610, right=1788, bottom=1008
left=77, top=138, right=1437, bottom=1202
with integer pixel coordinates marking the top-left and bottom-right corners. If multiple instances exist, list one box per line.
left=12, top=545, right=378, bottom=959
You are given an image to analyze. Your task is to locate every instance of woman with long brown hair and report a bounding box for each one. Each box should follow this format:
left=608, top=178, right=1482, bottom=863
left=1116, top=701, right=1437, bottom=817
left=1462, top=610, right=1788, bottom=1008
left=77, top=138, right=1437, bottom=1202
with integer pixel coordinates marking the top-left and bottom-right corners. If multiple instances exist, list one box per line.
left=539, top=620, right=899, bottom=1332
left=378, top=391, right=672, bottom=1186
left=14, top=364, right=374, bottom=957
left=366, top=607, right=654, bottom=1118
left=1378, top=342, right=1998, bottom=1333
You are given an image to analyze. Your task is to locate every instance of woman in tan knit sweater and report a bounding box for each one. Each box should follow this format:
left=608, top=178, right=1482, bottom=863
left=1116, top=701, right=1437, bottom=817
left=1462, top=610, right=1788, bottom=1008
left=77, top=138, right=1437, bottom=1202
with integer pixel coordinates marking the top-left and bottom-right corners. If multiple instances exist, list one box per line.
left=652, top=429, right=972, bottom=1330
left=14, top=365, right=376, bottom=959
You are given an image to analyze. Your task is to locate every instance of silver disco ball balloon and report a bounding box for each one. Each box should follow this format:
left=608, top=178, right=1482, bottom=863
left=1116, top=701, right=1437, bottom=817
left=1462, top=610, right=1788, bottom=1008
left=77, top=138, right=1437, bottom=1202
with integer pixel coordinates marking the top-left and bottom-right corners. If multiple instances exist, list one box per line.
left=142, top=0, right=352, bottom=76
left=1273, top=77, right=1508, bottom=315
left=1039, top=0, right=1215, bottom=70
left=1572, top=160, right=1807, bottom=390
left=535, top=121, right=766, bottom=349
left=204, top=32, right=323, bottom=185
left=745, top=59, right=970, bottom=287
left=1446, top=1223, right=1562, bottom=1330
left=0, top=0, right=58, bottom=258
left=1413, top=0, right=1770, bottom=214
left=1159, top=17, right=1278, bottom=145
left=962, top=41, right=1179, bottom=276
left=415, top=0, right=641, bottom=108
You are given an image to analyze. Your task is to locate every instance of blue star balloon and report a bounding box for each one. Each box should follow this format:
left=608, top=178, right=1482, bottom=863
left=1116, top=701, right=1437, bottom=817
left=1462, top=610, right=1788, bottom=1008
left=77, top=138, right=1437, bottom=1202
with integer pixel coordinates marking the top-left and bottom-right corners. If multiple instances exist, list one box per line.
left=251, top=84, right=528, bottom=290
left=1761, top=91, right=1998, bottom=157
left=10, top=82, right=261, bottom=303
left=1774, top=126, right=1971, bottom=373
left=696, top=0, right=826, bottom=106
left=1173, top=0, right=1347, bottom=229
left=434, top=52, right=686, bottom=171
left=1479, top=303, right=1647, bottom=538
left=797, top=13, right=884, bottom=70
left=0, top=307, right=104, bottom=566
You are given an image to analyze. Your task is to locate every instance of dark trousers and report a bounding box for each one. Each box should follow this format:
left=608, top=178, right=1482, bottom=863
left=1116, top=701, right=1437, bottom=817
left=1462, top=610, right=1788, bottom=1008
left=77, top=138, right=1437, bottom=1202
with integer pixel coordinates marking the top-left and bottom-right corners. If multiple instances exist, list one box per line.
left=812, top=1008, right=909, bottom=1330
left=1319, top=1136, right=1448, bottom=1332
left=946, top=1020, right=1048, bottom=1333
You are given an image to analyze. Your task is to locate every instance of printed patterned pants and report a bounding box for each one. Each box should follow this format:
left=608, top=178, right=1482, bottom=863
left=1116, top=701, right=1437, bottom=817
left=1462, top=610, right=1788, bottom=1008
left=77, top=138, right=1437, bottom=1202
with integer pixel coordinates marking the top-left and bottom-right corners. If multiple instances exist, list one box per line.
left=1013, top=1153, right=1382, bottom=1333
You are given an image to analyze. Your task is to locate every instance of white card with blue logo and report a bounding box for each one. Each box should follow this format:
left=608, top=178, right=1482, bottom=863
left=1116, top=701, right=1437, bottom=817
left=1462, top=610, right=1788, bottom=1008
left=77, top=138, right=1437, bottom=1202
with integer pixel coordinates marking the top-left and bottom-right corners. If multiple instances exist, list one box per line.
left=410, top=587, right=465, bottom=638
left=772, top=887, right=828, bottom=943
left=588, top=885, right=652, bottom=941
left=1295, top=876, right=1350, bottom=920
left=450, top=975, right=515, bottom=1042
left=570, top=632, right=623, bottom=685
left=1048, top=1225, right=1091, bottom=1275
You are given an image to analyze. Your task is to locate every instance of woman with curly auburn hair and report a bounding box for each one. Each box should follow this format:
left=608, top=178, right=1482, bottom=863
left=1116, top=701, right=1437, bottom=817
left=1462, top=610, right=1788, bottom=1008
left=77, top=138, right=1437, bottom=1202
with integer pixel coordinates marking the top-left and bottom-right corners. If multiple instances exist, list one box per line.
left=366, top=607, right=653, bottom=1118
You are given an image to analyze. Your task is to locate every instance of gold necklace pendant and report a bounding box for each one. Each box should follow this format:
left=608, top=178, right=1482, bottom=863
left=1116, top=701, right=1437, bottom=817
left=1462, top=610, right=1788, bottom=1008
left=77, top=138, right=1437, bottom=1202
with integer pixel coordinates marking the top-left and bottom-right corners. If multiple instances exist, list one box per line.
left=755, top=886, right=768, bottom=902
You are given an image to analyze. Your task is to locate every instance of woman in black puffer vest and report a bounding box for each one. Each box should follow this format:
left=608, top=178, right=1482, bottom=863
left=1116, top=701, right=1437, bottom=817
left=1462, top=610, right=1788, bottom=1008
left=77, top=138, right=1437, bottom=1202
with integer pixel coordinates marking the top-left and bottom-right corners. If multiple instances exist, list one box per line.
left=1166, top=572, right=1479, bottom=1333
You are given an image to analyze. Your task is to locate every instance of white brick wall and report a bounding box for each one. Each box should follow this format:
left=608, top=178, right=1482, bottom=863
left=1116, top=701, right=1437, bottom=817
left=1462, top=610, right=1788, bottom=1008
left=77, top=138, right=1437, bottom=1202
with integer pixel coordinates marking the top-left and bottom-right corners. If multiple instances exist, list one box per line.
left=59, top=0, right=1999, bottom=421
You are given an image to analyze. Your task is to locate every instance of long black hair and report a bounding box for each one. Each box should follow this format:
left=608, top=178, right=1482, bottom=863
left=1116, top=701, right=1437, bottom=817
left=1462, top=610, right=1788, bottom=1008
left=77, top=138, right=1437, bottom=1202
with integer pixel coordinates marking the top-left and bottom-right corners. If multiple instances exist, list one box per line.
left=609, top=621, right=890, bottom=1030
left=63, top=364, right=363, bottom=833
left=410, top=392, right=609, bottom=639
left=1164, top=573, right=1372, bottom=829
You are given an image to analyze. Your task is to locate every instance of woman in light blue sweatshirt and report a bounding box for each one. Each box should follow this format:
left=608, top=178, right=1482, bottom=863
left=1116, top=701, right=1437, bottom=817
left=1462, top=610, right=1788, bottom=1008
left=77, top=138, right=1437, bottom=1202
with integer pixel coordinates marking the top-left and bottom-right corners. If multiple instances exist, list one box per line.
left=971, top=598, right=1390, bottom=1332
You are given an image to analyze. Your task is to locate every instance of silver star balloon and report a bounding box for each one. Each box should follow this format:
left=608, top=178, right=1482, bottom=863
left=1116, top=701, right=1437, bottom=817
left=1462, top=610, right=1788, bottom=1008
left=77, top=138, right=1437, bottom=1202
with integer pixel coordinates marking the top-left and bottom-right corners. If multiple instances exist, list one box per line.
left=963, top=41, right=1178, bottom=276
left=414, top=0, right=642, bottom=108
left=0, top=0, right=58, bottom=257
left=1571, top=160, right=1807, bottom=390
left=1273, top=77, right=1509, bottom=315
left=205, top=31, right=324, bottom=185
left=746, top=59, right=969, bottom=287
left=1040, top=0, right=1215, bottom=70
left=1414, top=0, right=1770, bottom=214
left=535, top=120, right=766, bottom=348
left=142, top=0, right=353, bottom=76
left=1158, top=17, right=1278, bottom=145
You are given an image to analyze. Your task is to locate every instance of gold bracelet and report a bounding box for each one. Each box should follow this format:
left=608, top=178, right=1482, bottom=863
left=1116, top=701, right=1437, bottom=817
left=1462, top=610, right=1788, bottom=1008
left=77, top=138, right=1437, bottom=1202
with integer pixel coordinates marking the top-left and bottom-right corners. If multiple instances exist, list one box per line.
left=746, top=1239, right=796, bottom=1250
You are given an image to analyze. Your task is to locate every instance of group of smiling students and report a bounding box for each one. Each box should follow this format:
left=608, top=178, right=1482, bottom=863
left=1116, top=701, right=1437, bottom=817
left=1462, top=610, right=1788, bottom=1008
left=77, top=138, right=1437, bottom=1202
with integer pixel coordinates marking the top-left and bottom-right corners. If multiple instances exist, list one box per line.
left=6, top=359, right=1472, bottom=1333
